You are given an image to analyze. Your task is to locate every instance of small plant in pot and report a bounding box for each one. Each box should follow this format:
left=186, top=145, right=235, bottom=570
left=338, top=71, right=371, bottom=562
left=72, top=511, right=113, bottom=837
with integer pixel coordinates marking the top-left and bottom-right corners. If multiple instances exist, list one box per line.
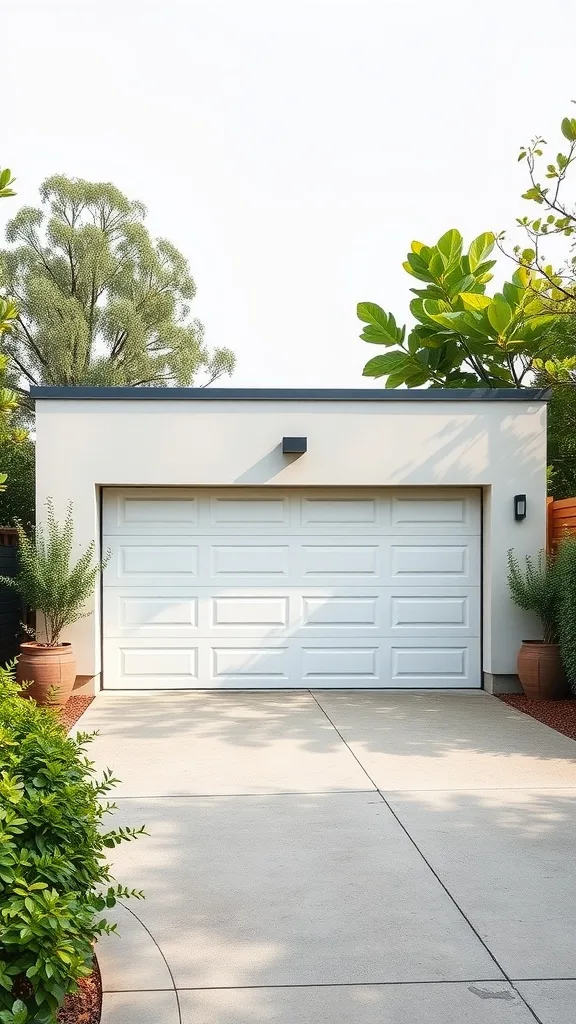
left=507, top=548, right=567, bottom=700
left=0, top=500, right=109, bottom=707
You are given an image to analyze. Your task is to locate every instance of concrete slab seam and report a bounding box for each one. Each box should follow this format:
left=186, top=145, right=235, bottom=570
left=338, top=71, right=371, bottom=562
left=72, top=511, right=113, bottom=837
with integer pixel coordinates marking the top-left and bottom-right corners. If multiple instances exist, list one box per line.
left=110, top=789, right=376, bottom=800
left=120, top=904, right=182, bottom=1024
left=101, top=977, right=556, bottom=992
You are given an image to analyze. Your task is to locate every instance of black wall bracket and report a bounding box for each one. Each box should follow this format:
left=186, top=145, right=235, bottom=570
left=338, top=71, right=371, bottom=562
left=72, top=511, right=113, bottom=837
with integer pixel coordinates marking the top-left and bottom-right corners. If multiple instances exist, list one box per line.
left=282, top=436, right=307, bottom=455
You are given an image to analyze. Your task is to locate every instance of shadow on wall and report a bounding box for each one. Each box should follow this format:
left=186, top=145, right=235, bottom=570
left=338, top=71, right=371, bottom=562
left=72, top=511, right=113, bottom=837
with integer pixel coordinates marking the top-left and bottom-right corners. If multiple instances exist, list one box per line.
left=228, top=409, right=543, bottom=487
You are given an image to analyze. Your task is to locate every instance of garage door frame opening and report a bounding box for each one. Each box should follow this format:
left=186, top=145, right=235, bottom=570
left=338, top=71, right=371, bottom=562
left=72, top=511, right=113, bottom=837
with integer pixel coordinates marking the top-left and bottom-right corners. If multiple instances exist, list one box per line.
left=100, top=486, right=482, bottom=691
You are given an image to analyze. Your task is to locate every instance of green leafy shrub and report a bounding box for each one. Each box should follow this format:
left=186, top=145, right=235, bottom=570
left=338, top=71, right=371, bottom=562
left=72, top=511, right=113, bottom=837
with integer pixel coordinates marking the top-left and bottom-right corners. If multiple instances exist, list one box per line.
left=507, top=548, right=558, bottom=643
left=0, top=501, right=109, bottom=647
left=0, top=439, right=34, bottom=531
left=0, top=664, right=145, bottom=1022
left=555, top=535, right=576, bottom=691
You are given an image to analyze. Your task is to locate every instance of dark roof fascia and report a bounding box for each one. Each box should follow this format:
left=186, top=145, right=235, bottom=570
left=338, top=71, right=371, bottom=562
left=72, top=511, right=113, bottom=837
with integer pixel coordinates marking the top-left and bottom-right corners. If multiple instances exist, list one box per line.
left=29, top=387, right=551, bottom=402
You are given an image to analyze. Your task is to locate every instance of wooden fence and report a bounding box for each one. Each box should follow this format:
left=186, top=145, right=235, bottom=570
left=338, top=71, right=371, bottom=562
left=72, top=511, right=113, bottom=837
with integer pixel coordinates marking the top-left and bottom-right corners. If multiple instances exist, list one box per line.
left=0, top=528, right=22, bottom=664
left=547, top=496, right=576, bottom=552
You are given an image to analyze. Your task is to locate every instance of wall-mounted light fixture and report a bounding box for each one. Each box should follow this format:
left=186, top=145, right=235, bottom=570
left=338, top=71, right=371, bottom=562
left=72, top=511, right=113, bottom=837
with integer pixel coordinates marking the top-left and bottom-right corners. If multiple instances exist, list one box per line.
left=514, top=494, right=527, bottom=521
left=282, top=436, right=307, bottom=455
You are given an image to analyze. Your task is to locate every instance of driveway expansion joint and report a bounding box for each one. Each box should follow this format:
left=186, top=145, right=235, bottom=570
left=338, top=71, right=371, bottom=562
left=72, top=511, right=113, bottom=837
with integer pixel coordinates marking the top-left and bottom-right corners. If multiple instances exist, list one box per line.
left=121, top=905, right=182, bottom=1024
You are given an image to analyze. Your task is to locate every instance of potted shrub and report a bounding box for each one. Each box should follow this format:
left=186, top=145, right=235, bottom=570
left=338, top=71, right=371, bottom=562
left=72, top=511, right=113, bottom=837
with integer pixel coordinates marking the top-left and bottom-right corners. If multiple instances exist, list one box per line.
left=0, top=500, right=109, bottom=706
left=507, top=548, right=567, bottom=699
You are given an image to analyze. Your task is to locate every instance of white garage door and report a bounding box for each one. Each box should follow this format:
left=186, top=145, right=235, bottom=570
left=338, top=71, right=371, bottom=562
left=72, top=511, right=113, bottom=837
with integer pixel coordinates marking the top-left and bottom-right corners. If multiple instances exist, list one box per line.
left=102, top=487, right=481, bottom=690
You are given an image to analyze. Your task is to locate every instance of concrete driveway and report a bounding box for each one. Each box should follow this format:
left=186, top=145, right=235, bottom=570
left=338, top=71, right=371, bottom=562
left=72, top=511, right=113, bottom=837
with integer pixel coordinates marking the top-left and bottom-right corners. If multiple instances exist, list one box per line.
left=75, top=690, right=576, bottom=1023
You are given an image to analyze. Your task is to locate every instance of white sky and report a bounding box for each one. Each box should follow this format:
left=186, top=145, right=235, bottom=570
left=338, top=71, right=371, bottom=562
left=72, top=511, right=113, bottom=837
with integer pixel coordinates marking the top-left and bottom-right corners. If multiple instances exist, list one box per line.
left=3, top=0, right=576, bottom=387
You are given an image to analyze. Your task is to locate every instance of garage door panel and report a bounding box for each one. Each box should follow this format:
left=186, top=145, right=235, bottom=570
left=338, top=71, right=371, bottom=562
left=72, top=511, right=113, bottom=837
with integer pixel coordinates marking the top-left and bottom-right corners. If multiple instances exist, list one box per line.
left=301, top=644, right=380, bottom=683
left=209, top=496, right=291, bottom=528
left=105, top=589, right=199, bottom=637
left=391, top=492, right=480, bottom=532
left=298, top=543, right=383, bottom=581
left=210, top=543, right=290, bottom=579
left=211, top=643, right=291, bottom=684
left=299, top=497, right=379, bottom=527
left=388, top=587, right=479, bottom=635
left=390, top=638, right=480, bottom=687
left=390, top=536, right=480, bottom=585
left=104, top=642, right=200, bottom=689
left=300, top=594, right=379, bottom=630
left=103, top=489, right=200, bottom=534
left=104, top=537, right=200, bottom=586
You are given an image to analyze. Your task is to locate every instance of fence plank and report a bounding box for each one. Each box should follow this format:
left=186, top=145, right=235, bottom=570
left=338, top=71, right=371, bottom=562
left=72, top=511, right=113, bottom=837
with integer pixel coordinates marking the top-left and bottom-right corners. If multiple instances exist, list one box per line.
left=548, top=496, right=576, bottom=550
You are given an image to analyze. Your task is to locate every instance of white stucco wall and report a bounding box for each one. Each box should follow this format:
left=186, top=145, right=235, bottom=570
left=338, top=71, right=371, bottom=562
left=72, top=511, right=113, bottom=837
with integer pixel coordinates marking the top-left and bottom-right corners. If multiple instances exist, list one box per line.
left=34, top=396, right=547, bottom=684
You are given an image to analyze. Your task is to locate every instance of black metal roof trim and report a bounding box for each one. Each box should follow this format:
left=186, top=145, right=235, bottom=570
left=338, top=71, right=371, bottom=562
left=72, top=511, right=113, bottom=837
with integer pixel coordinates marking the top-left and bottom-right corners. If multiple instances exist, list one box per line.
left=30, top=386, right=550, bottom=402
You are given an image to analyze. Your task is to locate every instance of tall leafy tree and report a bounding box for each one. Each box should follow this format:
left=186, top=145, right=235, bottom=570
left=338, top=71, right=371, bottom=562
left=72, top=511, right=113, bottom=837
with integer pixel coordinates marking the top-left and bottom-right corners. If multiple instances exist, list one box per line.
left=356, top=109, right=576, bottom=496
left=508, top=110, right=576, bottom=385
left=509, top=110, right=576, bottom=496
left=0, top=175, right=235, bottom=391
left=358, top=111, right=576, bottom=391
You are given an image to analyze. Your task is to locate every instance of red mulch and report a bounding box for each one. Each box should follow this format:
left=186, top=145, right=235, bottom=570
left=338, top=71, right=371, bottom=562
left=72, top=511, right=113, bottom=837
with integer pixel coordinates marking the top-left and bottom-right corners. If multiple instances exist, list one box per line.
left=57, top=958, right=102, bottom=1024
left=59, top=695, right=94, bottom=731
left=499, top=694, right=576, bottom=741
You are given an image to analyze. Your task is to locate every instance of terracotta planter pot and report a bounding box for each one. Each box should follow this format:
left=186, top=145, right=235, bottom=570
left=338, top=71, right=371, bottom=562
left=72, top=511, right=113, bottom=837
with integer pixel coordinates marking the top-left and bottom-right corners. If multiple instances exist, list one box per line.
left=517, top=641, right=568, bottom=700
left=17, top=641, right=76, bottom=707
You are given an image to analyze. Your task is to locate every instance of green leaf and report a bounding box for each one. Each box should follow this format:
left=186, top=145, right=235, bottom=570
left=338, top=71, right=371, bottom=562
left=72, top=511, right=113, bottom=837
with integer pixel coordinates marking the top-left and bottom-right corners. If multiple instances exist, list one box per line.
left=458, top=293, right=491, bottom=311
left=428, top=251, right=445, bottom=279
left=407, top=330, right=421, bottom=355
left=403, top=252, right=434, bottom=282
left=359, top=324, right=399, bottom=346
left=561, top=117, right=576, bottom=141
left=446, top=272, right=475, bottom=298
left=487, top=298, right=512, bottom=334
left=502, top=281, right=523, bottom=308
left=357, top=302, right=387, bottom=326
left=362, top=352, right=408, bottom=378
left=357, top=303, right=404, bottom=345
left=384, top=370, right=408, bottom=389
left=414, top=297, right=452, bottom=322
left=403, top=368, right=429, bottom=387
left=468, top=232, right=495, bottom=272
left=522, top=187, right=544, bottom=202
left=436, top=228, right=463, bottom=268
left=511, top=315, right=559, bottom=344
left=521, top=248, right=536, bottom=263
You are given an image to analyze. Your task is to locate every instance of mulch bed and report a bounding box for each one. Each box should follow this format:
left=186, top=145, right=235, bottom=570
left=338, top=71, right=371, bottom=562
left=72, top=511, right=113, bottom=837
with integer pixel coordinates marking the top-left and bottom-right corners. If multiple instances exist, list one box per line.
left=499, top=694, right=576, bottom=741
left=59, top=695, right=94, bottom=731
left=57, top=957, right=101, bottom=1024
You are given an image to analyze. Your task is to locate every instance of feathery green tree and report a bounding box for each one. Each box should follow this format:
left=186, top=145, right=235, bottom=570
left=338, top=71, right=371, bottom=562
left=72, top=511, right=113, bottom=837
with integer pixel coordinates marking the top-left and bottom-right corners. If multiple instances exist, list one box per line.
left=0, top=175, right=235, bottom=392
left=0, top=168, right=28, bottom=498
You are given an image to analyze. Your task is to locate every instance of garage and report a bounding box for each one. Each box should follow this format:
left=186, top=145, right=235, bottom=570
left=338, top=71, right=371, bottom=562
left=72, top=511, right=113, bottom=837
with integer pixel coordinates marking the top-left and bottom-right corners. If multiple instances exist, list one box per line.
left=102, top=486, right=481, bottom=689
left=33, top=386, right=547, bottom=695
